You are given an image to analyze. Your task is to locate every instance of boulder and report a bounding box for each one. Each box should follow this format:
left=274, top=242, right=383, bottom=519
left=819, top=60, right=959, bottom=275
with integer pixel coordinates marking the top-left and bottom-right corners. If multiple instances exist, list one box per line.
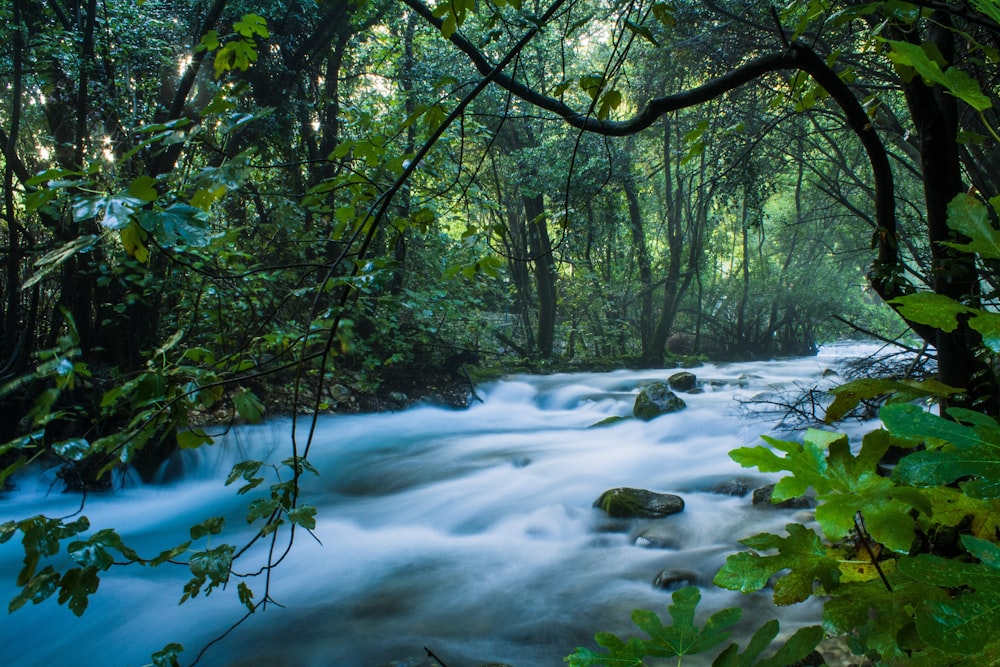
left=633, top=383, right=686, bottom=420
left=594, top=487, right=685, bottom=518
left=667, top=371, right=697, bottom=392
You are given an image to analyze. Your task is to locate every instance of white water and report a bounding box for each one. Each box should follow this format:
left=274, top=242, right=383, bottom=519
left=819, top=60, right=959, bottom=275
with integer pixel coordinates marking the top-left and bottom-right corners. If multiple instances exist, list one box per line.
left=1, top=343, right=886, bottom=667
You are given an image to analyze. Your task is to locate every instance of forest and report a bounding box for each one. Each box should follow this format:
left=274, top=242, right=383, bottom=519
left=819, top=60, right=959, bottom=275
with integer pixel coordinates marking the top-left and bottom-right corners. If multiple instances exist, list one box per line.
left=5, top=0, right=1000, bottom=665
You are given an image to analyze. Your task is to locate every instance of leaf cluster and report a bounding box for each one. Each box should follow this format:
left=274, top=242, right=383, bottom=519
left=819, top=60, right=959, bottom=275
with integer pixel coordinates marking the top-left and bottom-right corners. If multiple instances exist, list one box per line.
left=565, top=586, right=822, bottom=667
left=718, top=400, right=1000, bottom=663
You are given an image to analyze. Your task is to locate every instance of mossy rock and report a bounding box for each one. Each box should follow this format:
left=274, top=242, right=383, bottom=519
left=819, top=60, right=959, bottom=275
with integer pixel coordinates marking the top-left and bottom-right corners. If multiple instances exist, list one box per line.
left=594, top=487, right=685, bottom=518
left=667, top=371, right=697, bottom=392
left=633, top=382, right=686, bottom=420
left=589, top=415, right=630, bottom=428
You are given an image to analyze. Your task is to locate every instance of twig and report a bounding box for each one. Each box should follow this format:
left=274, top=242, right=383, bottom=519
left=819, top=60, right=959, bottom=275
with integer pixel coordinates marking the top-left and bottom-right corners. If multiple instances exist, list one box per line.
left=830, top=314, right=927, bottom=355
left=424, top=646, right=449, bottom=667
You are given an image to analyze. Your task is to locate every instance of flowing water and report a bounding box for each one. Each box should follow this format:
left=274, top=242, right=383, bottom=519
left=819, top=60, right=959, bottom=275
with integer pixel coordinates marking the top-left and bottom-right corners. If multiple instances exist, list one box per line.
left=1, top=343, right=886, bottom=667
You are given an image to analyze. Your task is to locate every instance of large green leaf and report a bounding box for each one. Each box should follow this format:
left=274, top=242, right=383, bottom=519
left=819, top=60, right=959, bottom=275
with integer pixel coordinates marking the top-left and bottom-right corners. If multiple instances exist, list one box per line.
left=825, top=377, right=959, bottom=424
left=888, top=292, right=976, bottom=333
left=899, top=536, right=1000, bottom=654
left=137, top=203, right=214, bottom=248
left=942, top=193, right=1000, bottom=259
left=732, top=428, right=925, bottom=551
left=712, top=620, right=823, bottom=667
left=564, top=587, right=742, bottom=666
left=637, top=586, right=741, bottom=658
left=730, top=430, right=835, bottom=501
left=887, top=404, right=1000, bottom=498
left=888, top=40, right=992, bottom=110
left=714, top=524, right=842, bottom=604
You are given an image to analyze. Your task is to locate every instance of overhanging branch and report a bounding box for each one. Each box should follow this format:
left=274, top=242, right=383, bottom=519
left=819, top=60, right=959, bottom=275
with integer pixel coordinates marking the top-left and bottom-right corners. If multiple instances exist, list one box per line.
left=403, top=0, right=917, bottom=325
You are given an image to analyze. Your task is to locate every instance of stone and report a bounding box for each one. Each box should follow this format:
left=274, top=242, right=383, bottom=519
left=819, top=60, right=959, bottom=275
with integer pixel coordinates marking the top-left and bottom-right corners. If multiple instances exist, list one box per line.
left=652, top=568, right=700, bottom=590
left=708, top=477, right=756, bottom=497
left=633, top=382, right=686, bottom=420
left=594, top=487, right=685, bottom=518
left=631, top=522, right=682, bottom=549
left=589, top=415, right=630, bottom=428
left=667, top=371, right=697, bottom=392
left=751, top=483, right=815, bottom=509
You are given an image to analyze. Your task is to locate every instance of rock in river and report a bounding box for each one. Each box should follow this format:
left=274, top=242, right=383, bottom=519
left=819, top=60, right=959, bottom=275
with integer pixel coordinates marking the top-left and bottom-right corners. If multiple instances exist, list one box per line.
left=667, top=371, right=698, bottom=392
left=594, top=487, right=685, bottom=518
left=633, top=382, right=686, bottom=420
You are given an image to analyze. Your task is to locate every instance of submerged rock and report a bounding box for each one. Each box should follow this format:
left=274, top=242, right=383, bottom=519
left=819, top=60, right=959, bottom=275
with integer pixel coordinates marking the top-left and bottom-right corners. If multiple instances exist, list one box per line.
left=631, top=522, right=682, bottom=549
left=667, top=371, right=697, bottom=392
left=589, top=415, right=630, bottom=428
left=652, top=568, right=700, bottom=590
left=708, top=477, right=757, bottom=497
left=633, top=382, right=686, bottom=420
left=751, top=483, right=815, bottom=509
left=594, top=487, right=685, bottom=518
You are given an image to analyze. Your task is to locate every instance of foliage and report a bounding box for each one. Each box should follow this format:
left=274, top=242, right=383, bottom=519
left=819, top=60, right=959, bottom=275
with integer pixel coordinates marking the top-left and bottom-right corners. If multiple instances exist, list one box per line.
left=717, top=401, right=1000, bottom=664
left=565, top=586, right=823, bottom=667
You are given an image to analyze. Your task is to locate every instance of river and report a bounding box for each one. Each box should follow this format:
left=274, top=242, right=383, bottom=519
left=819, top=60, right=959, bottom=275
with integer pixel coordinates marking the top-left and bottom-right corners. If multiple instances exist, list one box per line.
left=1, top=342, right=888, bottom=666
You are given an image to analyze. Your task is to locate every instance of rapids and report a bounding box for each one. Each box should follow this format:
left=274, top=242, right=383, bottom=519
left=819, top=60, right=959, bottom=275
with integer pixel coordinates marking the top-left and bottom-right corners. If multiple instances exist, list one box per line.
left=1, top=342, right=887, bottom=666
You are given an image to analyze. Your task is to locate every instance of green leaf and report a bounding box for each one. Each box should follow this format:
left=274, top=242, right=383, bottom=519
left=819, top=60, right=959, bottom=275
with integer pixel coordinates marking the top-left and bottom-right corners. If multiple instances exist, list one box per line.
left=887, top=404, right=1000, bottom=499
left=970, top=310, right=1000, bottom=352
left=189, top=516, right=225, bottom=540
left=182, top=544, right=234, bottom=602
left=640, top=586, right=741, bottom=657
left=9, top=566, right=60, bottom=613
left=624, top=20, right=658, bottom=46
left=23, top=235, right=101, bottom=289
left=889, top=291, right=976, bottom=332
left=67, top=539, right=115, bottom=571
left=237, top=582, right=255, bottom=612
left=564, top=587, right=741, bottom=665
left=942, top=193, right=1000, bottom=259
left=150, top=541, right=191, bottom=566
left=598, top=90, right=623, bottom=120
left=652, top=3, right=676, bottom=27
left=730, top=431, right=832, bottom=500
left=137, top=203, right=213, bottom=248
left=714, top=524, right=842, bottom=604
left=127, top=175, right=159, bottom=203
left=579, top=74, right=603, bottom=101
left=57, top=566, right=100, bottom=616
left=825, top=377, right=960, bottom=424
left=199, top=30, right=220, bottom=51
left=566, top=635, right=645, bottom=666
left=227, top=460, right=265, bottom=494
left=287, top=505, right=317, bottom=530
left=888, top=40, right=992, bottom=110
left=215, top=38, right=259, bottom=76
left=247, top=497, right=280, bottom=523
left=177, top=428, right=213, bottom=449
left=712, top=620, right=823, bottom=667
left=233, top=14, right=269, bottom=38
left=151, top=642, right=184, bottom=667
left=899, top=539, right=1000, bottom=654
left=121, top=221, right=150, bottom=262
left=232, top=388, right=264, bottom=423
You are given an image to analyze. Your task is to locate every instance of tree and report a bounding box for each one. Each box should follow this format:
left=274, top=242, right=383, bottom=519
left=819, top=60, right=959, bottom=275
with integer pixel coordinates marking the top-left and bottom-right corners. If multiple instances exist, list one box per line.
left=406, top=0, right=1000, bottom=409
